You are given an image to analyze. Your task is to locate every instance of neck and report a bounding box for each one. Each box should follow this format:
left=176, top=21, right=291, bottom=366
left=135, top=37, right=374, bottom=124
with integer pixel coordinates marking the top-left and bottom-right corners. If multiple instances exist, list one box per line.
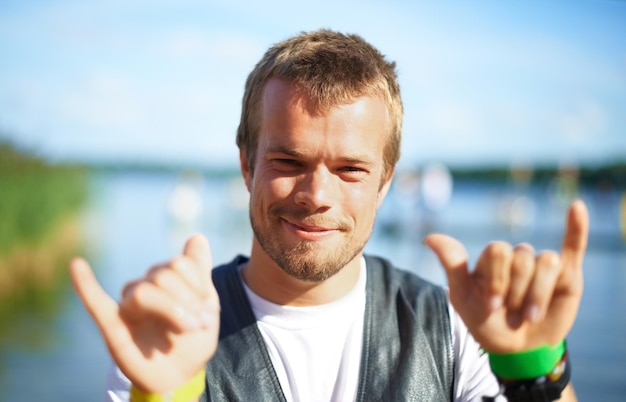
left=241, top=239, right=362, bottom=306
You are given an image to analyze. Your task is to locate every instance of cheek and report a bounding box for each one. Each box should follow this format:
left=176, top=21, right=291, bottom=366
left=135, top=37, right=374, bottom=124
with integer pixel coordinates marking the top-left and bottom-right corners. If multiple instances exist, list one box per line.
left=343, top=186, right=381, bottom=220
left=252, top=175, right=295, bottom=203
left=270, top=176, right=296, bottom=198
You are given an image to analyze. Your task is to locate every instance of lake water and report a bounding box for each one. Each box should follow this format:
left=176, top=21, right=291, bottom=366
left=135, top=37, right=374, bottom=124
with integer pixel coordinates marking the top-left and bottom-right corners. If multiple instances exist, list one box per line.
left=1, top=170, right=624, bottom=401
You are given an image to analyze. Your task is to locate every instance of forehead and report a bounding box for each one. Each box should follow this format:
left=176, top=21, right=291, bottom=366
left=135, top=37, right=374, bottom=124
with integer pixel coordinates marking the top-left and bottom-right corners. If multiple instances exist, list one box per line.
left=258, top=79, right=389, bottom=155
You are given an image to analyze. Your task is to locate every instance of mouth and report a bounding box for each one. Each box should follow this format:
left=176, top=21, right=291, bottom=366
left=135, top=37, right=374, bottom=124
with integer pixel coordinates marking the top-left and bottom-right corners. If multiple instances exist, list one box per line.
left=281, top=218, right=339, bottom=240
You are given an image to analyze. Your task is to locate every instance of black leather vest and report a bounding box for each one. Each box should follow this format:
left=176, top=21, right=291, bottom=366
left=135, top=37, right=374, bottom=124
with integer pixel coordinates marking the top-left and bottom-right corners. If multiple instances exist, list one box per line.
left=202, top=255, right=454, bottom=401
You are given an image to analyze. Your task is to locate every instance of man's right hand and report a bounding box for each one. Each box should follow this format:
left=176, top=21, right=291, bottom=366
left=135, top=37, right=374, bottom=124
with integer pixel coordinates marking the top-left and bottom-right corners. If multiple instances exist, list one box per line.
left=70, top=234, right=220, bottom=394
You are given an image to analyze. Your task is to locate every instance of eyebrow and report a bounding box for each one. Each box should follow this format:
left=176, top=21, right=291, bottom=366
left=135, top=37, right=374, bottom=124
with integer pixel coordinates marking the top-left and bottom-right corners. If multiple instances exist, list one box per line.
left=265, top=145, right=305, bottom=158
left=265, top=145, right=375, bottom=166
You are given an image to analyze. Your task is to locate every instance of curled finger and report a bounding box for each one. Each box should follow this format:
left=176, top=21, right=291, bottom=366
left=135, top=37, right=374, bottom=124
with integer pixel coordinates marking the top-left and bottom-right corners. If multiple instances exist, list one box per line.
left=507, top=243, right=536, bottom=311
left=169, top=256, right=210, bottom=299
left=505, top=243, right=535, bottom=327
left=120, top=281, right=203, bottom=333
left=474, top=241, right=513, bottom=310
left=524, top=251, right=561, bottom=323
left=147, top=265, right=199, bottom=307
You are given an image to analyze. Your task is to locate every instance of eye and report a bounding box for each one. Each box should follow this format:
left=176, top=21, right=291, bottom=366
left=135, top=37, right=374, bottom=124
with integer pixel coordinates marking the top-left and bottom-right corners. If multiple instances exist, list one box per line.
left=339, top=166, right=366, bottom=173
left=276, top=158, right=301, bottom=166
left=337, top=166, right=369, bottom=182
left=340, top=166, right=363, bottom=172
left=271, top=158, right=304, bottom=171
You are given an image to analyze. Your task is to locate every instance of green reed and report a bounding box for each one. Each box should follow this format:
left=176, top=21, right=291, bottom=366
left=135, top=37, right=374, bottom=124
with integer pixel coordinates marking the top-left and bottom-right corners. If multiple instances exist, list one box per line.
left=0, top=141, right=88, bottom=344
left=0, top=143, right=86, bottom=254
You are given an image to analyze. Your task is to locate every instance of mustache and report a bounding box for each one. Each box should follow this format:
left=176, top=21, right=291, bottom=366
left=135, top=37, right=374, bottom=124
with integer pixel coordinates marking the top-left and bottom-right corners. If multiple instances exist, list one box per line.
left=270, top=205, right=353, bottom=231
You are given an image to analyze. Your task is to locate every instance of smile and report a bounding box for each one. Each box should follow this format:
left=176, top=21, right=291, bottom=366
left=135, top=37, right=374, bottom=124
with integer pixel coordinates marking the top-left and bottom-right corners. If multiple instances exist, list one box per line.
left=281, top=219, right=338, bottom=240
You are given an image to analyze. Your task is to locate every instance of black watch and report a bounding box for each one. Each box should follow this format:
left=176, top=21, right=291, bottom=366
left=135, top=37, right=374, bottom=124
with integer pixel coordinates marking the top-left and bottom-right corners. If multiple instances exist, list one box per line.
left=483, top=352, right=571, bottom=402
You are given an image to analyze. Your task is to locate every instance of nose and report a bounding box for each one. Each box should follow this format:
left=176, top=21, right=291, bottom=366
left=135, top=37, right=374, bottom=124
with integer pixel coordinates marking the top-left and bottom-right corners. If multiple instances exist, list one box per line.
left=293, top=167, right=335, bottom=212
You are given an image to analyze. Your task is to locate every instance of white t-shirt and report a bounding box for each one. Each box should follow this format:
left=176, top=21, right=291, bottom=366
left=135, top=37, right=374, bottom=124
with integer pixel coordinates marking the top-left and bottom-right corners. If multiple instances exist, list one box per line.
left=105, top=259, right=501, bottom=402
left=243, top=259, right=367, bottom=402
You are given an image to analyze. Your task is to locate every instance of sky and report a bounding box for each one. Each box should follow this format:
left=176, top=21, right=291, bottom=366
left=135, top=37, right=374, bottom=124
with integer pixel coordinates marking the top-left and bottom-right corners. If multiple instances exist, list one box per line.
left=0, top=0, right=625, bottom=169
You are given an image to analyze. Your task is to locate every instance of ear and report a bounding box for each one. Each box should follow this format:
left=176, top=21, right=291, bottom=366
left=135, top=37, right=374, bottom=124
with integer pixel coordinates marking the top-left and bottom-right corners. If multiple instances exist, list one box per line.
left=239, top=149, right=253, bottom=192
left=376, top=168, right=394, bottom=209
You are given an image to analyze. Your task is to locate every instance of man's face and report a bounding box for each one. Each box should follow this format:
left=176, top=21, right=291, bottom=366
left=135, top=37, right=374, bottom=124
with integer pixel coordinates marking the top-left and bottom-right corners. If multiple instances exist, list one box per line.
left=241, top=79, right=393, bottom=282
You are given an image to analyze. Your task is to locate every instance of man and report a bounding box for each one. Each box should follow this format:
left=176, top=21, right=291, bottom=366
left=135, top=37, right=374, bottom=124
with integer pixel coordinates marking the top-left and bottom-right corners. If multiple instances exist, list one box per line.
left=71, top=29, right=588, bottom=401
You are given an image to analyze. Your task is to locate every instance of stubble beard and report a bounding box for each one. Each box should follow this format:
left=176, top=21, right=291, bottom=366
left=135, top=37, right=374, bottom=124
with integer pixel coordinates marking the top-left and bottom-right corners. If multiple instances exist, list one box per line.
left=249, top=205, right=370, bottom=282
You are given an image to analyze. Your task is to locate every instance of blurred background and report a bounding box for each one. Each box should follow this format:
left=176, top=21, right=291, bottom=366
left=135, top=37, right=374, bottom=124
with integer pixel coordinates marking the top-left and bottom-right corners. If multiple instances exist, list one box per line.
left=0, top=0, right=625, bottom=400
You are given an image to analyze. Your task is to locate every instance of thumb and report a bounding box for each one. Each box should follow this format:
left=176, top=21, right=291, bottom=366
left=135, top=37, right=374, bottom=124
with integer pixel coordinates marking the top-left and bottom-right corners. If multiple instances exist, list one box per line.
left=423, top=234, right=470, bottom=291
left=69, top=257, right=120, bottom=333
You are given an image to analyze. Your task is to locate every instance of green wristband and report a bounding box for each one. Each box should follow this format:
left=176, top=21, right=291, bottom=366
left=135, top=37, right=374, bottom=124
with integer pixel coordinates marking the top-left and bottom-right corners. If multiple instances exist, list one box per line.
left=488, top=340, right=566, bottom=380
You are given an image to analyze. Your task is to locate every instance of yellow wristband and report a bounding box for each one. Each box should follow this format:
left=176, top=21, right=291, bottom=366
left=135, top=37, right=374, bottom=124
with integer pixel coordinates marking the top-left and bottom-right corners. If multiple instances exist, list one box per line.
left=130, top=369, right=205, bottom=402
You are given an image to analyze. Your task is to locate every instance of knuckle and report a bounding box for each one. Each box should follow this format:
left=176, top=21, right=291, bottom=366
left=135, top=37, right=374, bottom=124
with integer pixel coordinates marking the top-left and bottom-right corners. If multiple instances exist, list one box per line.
left=485, top=241, right=513, bottom=261
left=128, top=281, right=152, bottom=306
left=144, top=265, right=162, bottom=278
left=150, top=269, right=176, bottom=288
left=121, top=280, right=137, bottom=299
left=536, top=251, right=561, bottom=271
left=514, top=242, right=535, bottom=254
left=170, top=256, right=190, bottom=271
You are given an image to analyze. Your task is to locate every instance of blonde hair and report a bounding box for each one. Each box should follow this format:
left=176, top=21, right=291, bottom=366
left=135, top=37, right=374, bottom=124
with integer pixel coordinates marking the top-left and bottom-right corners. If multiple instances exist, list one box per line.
left=236, top=29, right=403, bottom=178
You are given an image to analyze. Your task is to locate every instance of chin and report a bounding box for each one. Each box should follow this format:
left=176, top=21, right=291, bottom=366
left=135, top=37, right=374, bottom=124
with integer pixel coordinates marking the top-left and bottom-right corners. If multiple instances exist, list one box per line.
left=275, top=249, right=355, bottom=282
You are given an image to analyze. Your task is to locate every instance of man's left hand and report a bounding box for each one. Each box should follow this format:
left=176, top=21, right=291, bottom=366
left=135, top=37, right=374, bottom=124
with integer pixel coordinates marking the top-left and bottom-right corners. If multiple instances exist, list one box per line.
left=424, top=200, right=588, bottom=353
